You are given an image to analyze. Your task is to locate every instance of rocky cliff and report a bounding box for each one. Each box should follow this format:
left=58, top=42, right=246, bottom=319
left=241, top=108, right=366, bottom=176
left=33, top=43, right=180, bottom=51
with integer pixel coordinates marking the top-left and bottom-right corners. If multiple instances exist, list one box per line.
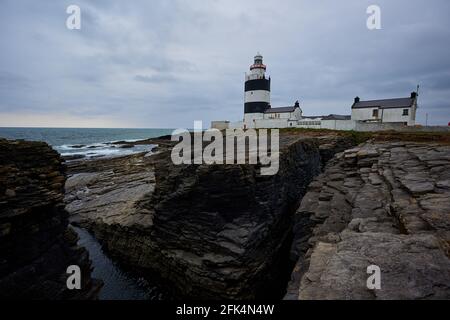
left=0, top=139, right=101, bottom=299
left=286, top=139, right=450, bottom=299
left=66, top=132, right=356, bottom=299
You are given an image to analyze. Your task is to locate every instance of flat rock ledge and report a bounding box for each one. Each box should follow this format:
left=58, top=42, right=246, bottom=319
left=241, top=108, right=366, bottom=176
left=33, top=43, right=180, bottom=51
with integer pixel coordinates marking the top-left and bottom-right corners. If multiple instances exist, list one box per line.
left=286, top=140, right=450, bottom=299
left=65, top=152, right=156, bottom=228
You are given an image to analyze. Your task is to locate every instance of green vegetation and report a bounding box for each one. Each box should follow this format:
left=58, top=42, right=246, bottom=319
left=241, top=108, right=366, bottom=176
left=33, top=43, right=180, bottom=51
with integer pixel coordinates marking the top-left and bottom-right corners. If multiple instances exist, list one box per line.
left=278, top=127, right=450, bottom=144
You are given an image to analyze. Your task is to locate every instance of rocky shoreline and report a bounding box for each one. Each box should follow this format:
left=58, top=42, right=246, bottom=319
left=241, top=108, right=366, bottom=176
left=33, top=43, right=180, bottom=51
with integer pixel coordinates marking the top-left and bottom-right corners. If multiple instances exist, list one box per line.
left=64, top=132, right=358, bottom=299
left=1, top=130, right=449, bottom=299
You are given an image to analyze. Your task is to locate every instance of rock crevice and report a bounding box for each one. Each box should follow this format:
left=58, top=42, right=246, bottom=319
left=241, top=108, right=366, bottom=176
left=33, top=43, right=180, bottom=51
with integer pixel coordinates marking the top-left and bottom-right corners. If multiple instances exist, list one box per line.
left=66, top=133, right=355, bottom=299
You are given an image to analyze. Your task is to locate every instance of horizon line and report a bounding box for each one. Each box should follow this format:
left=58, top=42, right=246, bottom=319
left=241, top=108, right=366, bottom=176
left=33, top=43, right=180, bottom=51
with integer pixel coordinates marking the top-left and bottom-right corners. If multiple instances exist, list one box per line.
left=0, top=126, right=176, bottom=129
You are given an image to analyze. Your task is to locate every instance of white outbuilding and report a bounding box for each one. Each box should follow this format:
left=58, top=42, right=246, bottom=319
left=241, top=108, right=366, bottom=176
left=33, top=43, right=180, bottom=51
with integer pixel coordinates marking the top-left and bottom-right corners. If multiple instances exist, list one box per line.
left=351, top=92, right=418, bottom=126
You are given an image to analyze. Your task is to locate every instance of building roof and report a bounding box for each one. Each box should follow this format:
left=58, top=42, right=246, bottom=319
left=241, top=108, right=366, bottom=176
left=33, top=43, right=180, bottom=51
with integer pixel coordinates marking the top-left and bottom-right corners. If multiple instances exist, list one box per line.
left=352, top=97, right=414, bottom=109
left=321, top=114, right=351, bottom=120
left=301, top=114, right=351, bottom=120
left=264, top=106, right=297, bottom=113
left=301, top=115, right=323, bottom=119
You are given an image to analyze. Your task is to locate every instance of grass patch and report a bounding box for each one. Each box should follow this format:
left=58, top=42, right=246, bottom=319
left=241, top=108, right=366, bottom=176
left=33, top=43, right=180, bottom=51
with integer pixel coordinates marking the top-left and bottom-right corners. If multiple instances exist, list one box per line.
left=278, top=127, right=450, bottom=144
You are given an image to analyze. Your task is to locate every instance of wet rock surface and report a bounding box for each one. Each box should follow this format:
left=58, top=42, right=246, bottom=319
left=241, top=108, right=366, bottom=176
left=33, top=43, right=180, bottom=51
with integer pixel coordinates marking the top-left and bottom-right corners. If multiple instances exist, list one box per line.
left=286, top=140, right=450, bottom=299
left=65, top=133, right=355, bottom=299
left=0, top=138, right=101, bottom=299
left=65, top=152, right=156, bottom=228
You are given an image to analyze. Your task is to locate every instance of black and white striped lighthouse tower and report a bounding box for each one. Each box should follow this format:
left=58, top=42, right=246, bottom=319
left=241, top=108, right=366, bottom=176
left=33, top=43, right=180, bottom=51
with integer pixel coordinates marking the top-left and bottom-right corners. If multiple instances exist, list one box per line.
left=244, top=53, right=271, bottom=115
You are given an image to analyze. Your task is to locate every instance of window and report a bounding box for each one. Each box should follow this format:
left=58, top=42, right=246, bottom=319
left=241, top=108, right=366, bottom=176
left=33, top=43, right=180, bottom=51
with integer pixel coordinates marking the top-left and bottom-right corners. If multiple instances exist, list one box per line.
left=403, top=109, right=409, bottom=116
left=372, top=109, right=379, bottom=118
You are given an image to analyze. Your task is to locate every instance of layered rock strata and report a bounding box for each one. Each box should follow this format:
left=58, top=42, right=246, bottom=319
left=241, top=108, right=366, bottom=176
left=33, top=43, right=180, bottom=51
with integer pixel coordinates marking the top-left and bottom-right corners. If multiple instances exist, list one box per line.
left=286, top=140, right=450, bottom=299
left=66, top=152, right=156, bottom=228
left=65, top=133, right=355, bottom=299
left=0, top=139, right=101, bottom=299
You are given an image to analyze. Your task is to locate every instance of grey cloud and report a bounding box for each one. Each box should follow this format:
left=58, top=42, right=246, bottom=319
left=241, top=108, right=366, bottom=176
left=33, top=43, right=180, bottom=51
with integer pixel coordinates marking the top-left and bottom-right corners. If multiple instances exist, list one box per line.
left=134, top=74, right=176, bottom=83
left=0, top=0, right=449, bottom=127
left=0, top=71, right=31, bottom=89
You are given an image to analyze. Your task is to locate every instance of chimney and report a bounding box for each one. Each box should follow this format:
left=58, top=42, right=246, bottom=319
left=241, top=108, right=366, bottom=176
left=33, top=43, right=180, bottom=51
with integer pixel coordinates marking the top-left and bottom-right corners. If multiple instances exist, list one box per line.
left=354, top=96, right=360, bottom=103
left=411, top=92, right=417, bottom=99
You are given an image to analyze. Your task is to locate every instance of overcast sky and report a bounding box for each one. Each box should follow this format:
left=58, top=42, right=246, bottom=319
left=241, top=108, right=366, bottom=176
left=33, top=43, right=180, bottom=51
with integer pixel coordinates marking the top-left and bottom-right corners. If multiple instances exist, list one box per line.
left=1, top=0, right=449, bottom=128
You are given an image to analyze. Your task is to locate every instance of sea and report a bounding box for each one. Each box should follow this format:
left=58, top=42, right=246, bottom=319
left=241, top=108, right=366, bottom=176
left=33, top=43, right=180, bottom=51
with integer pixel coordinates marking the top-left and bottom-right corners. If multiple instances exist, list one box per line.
left=0, top=127, right=174, bottom=159
left=0, top=127, right=174, bottom=300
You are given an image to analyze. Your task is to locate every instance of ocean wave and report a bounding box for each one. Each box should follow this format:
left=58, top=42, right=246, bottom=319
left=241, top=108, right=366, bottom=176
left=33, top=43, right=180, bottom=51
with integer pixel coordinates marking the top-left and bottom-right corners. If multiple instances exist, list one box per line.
left=109, top=138, right=144, bottom=143
left=58, top=143, right=156, bottom=160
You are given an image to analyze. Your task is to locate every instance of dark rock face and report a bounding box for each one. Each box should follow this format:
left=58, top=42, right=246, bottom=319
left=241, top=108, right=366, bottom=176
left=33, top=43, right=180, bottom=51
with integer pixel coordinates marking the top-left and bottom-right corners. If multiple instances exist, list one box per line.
left=0, top=139, right=101, bottom=299
left=67, top=133, right=355, bottom=299
left=286, top=141, right=450, bottom=299
left=148, top=137, right=321, bottom=299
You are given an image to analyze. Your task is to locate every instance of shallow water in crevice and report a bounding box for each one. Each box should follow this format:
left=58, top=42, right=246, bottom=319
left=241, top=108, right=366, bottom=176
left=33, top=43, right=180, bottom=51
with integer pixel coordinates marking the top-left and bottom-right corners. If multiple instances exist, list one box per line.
left=72, top=226, right=163, bottom=300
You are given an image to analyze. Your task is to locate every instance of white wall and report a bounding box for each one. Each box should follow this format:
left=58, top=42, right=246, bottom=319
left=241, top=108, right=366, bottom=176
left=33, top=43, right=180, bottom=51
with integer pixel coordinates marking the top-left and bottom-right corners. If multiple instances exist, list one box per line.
left=287, top=121, right=297, bottom=128
left=211, top=121, right=230, bottom=130
left=244, top=113, right=261, bottom=129
left=320, top=120, right=356, bottom=130
left=294, top=119, right=356, bottom=130
left=355, top=121, right=406, bottom=131
left=229, top=121, right=244, bottom=129
left=296, top=118, right=322, bottom=128
left=264, top=112, right=292, bottom=119
left=352, top=106, right=416, bottom=126
left=246, top=69, right=265, bottom=80
left=254, top=118, right=288, bottom=128
left=245, top=90, right=270, bottom=103
left=292, top=108, right=302, bottom=120
left=409, top=100, right=417, bottom=126
left=351, top=108, right=380, bottom=121
left=243, top=113, right=264, bottom=128
left=263, top=108, right=302, bottom=120
left=381, top=108, right=410, bottom=123
left=296, top=121, right=321, bottom=129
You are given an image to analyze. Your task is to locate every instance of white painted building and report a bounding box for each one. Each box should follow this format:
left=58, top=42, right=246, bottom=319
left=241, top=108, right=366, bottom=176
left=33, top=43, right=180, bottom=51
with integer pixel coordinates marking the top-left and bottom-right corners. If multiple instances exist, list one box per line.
left=211, top=54, right=419, bottom=131
left=351, top=93, right=418, bottom=126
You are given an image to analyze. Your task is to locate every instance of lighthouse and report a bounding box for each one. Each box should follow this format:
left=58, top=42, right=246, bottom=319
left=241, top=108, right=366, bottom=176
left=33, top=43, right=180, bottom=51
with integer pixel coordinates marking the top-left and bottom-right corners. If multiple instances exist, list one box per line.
left=244, top=53, right=271, bottom=127
left=210, top=53, right=303, bottom=130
